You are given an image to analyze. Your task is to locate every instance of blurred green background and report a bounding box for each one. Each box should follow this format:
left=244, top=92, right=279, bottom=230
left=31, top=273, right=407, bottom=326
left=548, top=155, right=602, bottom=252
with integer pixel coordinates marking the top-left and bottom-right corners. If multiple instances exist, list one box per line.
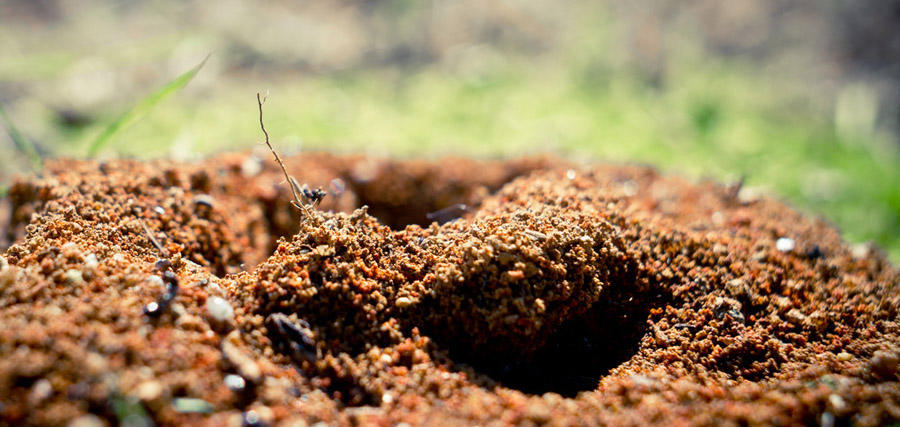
left=1, top=0, right=898, bottom=262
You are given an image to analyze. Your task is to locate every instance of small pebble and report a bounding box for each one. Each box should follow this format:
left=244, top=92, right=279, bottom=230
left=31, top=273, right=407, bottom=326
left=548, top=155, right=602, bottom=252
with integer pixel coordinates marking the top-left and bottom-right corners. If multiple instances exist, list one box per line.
left=806, top=311, right=828, bottom=333
left=136, top=381, right=163, bottom=402
left=0, top=257, right=14, bottom=289
left=828, top=394, right=847, bottom=412
left=241, top=155, right=263, bottom=177
left=222, top=335, right=262, bottom=383
left=776, top=237, right=796, bottom=252
left=170, top=303, right=187, bottom=318
left=84, top=253, right=99, bottom=269
left=225, top=374, right=246, bottom=392
left=154, top=206, right=165, bottom=215
left=850, top=243, right=871, bottom=260
left=68, top=415, right=105, bottom=427
left=246, top=406, right=274, bottom=426
left=395, top=297, right=412, bottom=308
left=737, top=186, right=763, bottom=204
left=64, top=269, right=84, bottom=285
left=143, top=302, right=162, bottom=317
left=725, top=278, right=747, bottom=297
left=243, top=410, right=262, bottom=426
left=329, top=178, right=346, bottom=195
left=836, top=352, right=852, bottom=362
left=28, top=379, right=53, bottom=405
left=785, top=309, right=806, bottom=324
left=566, top=169, right=576, bottom=180
left=173, top=397, right=214, bottom=414
left=207, top=296, right=235, bottom=323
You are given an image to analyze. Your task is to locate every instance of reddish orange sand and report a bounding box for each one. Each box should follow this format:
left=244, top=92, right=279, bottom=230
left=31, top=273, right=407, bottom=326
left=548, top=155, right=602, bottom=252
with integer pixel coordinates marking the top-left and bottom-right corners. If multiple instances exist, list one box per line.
left=0, top=153, right=897, bottom=426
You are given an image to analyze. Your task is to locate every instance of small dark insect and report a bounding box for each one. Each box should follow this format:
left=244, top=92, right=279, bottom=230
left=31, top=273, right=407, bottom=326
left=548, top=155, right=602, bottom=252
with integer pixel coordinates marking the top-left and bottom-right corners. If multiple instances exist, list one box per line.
left=193, top=194, right=215, bottom=208
left=266, top=313, right=318, bottom=365
left=713, top=297, right=745, bottom=323
left=144, top=270, right=179, bottom=318
left=301, top=184, right=327, bottom=207
left=155, top=259, right=172, bottom=272
left=805, top=245, right=824, bottom=260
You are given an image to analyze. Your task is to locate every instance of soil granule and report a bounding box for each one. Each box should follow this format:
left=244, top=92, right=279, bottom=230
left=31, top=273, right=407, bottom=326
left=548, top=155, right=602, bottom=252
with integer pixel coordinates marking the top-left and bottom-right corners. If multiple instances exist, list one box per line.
left=0, top=152, right=897, bottom=426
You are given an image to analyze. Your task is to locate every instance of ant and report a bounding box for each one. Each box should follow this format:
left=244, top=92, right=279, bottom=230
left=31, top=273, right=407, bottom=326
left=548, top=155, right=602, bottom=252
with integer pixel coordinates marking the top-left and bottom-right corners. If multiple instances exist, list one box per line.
left=287, top=177, right=327, bottom=209
left=301, top=184, right=327, bottom=207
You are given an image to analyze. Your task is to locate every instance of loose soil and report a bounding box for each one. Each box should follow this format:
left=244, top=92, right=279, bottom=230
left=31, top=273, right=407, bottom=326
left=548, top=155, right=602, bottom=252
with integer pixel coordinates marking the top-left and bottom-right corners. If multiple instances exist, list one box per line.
left=0, top=152, right=897, bottom=426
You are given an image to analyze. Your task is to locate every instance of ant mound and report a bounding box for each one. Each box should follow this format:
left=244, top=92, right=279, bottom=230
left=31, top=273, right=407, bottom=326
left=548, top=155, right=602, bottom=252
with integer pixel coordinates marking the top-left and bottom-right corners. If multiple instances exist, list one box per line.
left=0, top=153, right=897, bottom=425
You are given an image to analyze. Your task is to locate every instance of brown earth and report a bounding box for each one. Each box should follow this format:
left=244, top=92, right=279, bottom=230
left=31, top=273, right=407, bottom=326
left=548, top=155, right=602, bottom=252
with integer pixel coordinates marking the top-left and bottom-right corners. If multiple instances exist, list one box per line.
left=0, top=152, right=897, bottom=426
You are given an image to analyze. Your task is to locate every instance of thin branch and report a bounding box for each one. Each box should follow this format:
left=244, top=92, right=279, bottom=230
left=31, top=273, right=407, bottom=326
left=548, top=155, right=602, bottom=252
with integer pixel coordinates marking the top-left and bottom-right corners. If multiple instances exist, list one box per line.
left=257, top=92, right=312, bottom=218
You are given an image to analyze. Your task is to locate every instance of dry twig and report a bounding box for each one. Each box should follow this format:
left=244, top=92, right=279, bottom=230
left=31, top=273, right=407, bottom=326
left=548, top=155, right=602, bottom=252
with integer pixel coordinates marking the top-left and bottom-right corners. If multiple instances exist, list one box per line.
left=257, top=92, right=312, bottom=218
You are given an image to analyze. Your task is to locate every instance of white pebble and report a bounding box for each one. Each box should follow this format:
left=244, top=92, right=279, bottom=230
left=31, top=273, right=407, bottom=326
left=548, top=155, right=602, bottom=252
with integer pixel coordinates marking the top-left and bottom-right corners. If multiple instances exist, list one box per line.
left=776, top=237, right=795, bottom=252
left=828, top=394, right=847, bottom=412
left=29, top=379, right=53, bottom=405
left=241, top=155, right=263, bottom=177
left=68, top=415, right=105, bottom=427
left=84, top=253, right=99, bottom=269
left=64, top=269, right=84, bottom=285
left=224, top=374, right=246, bottom=391
left=851, top=243, right=870, bottom=260
left=206, top=296, right=234, bottom=323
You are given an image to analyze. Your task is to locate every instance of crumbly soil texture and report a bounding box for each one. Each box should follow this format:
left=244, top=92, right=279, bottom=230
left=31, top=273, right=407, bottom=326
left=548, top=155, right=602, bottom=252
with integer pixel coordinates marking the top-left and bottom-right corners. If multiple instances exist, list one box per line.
left=0, top=152, right=897, bottom=426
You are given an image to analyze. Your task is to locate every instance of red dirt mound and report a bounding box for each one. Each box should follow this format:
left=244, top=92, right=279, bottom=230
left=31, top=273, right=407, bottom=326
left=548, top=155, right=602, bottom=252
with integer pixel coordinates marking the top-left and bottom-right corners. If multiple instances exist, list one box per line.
left=0, top=153, right=897, bottom=426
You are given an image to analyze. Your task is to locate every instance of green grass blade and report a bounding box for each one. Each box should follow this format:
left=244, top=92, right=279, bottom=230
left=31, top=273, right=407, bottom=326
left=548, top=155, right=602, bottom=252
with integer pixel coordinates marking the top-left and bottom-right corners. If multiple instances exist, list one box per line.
left=87, top=54, right=209, bottom=157
left=0, top=102, right=42, bottom=170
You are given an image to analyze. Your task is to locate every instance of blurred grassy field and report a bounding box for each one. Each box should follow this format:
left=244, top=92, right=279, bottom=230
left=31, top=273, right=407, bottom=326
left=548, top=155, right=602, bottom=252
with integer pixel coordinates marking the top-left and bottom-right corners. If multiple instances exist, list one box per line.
left=1, top=1, right=898, bottom=262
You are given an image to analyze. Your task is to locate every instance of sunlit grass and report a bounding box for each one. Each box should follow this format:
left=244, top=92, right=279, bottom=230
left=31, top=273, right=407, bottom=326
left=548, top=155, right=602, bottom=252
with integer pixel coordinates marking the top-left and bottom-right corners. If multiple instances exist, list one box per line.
left=38, top=55, right=894, bottom=261
left=3, top=38, right=898, bottom=261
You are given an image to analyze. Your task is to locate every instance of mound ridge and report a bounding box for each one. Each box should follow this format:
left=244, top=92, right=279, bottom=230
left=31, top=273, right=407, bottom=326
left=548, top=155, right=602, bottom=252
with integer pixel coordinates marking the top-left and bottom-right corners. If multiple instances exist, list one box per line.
left=0, top=153, right=897, bottom=425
